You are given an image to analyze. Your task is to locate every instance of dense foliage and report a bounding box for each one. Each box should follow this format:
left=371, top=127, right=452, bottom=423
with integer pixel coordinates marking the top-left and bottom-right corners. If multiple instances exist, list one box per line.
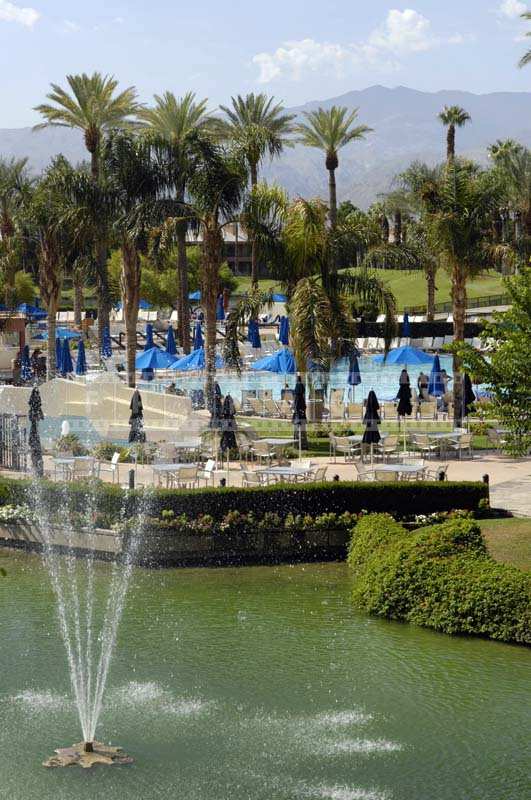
left=348, top=513, right=530, bottom=644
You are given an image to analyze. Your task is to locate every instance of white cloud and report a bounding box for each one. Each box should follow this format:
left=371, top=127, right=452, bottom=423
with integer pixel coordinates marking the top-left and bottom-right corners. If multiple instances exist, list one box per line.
left=498, top=0, right=527, bottom=19
left=0, top=0, right=39, bottom=27
left=253, top=9, right=470, bottom=84
left=62, top=19, right=80, bottom=33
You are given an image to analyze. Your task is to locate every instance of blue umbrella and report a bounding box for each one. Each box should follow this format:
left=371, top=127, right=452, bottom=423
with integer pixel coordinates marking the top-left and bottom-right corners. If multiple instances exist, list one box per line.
left=348, top=353, right=362, bottom=399
left=216, top=295, right=225, bottom=321
left=193, top=321, right=204, bottom=349
left=373, top=345, right=433, bottom=366
left=144, top=323, right=154, bottom=350
left=75, top=339, right=87, bottom=375
left=101, top=325, right=112, bottom=359
left=35, top=327, right=81, bottom=341
left=61, top=337, right=74, bottom=375
left=20, top=345, right=33, bottom=382
left=402, top=312, right=411, bottom=338
left=166, top=326, right=177, bottom=355
left=136, top=347, right=177, bottom=370
left=247, top=319, right=261, bottom=349
left=17, top=303, right=47, bottom=320
left=188, top=290, right=201, bottom=302
left=170, top=347, right=223, bottom=371
left=428, top=354, right=445, bottom=397
left=55, top=337, right=63, bottom=374
left=115, top=299, right=152, bottom=310
left=272, top=293, right=287, bottom=303
left=251, top=347, right=296, bottom=374
left=279, top=316, right=290, bottom=345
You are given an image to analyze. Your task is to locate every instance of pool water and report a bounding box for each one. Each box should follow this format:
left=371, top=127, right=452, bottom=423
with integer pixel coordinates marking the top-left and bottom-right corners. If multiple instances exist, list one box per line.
left=0, top=552, right=528, bottom=800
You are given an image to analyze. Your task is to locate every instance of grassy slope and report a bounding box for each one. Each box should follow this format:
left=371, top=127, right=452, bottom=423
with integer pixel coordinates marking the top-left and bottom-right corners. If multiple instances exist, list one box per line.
left=480, top=518, right=531, bottom=571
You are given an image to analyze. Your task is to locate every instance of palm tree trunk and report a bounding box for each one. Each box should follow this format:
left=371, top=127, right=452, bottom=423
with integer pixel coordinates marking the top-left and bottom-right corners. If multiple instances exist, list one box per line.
left=328, top=168, right=337, bottom=230
left=451, top=260, right=466, bottom=425
left=250, top=163, right=259, bottom=288
left=73, top=271, right=83, bottom=327
left=46, top=308, right=58, bottom=380
left=96, top=244, right=110, bottom=356
left=121, top=242, right=141, bottom=388
left=202, top=221, right=222, bottom=404
left=426, top=264, right=436, bottom=322
left=176, top=223, right=190, bottom=353
left=447, top=125, right=455, bottom=160
left=393, top=210, right=402, bottom=245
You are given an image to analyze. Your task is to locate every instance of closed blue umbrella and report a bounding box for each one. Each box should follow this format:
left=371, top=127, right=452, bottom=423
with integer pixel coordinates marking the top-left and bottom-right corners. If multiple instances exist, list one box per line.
left=251, top=347, right=296, bottom=374
left=17, top=303, right=47, bottom=320
left=61, top=337, right=73, bottom=375
left=101, top=325, right=112, bottom=359
left=166, top=326, right=177, bottom=355
left=75, top=339, right=87, bottom=375
left=55, top=337, right=63, bottom=374
left=144, top=323, right=154, bottom=350
left=170, top=347, right=223, bottom=371
left=188, top=290, right=201, bottom=302
left=216, top=295, right=225, bottom=321
left=348, top=353, right=362, bottom=400
left=20, top=345, right=33, bottom=382
left=373, top=345, right=433, bottom=366
left=272, top=293, right=287, bottom=302
left=279, top=316, right=290, bottom=345
left=402, top=312, right=411, bottom=338
left=247, top=319, right=261, bottom=349
left=136, top=347, right=177, bottom=370
left=428, top=354, right=445, bottom=397
left=193, top=321, right=204, bottom=349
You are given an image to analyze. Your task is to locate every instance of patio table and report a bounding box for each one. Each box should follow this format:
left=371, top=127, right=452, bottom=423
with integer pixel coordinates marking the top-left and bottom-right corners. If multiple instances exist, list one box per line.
left=152, top=462, right=194, bottom=487
left=256, top=465, right=313, bottom=484
left=53, top=455, right=95, bottom=481
left=367, top=463, right=426, bottom=480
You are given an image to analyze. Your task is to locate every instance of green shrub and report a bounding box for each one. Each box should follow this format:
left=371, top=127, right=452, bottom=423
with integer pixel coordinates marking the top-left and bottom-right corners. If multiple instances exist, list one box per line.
left=54, top=433, right=88, bottom=456
left=348, top=515, right=530, bottom=645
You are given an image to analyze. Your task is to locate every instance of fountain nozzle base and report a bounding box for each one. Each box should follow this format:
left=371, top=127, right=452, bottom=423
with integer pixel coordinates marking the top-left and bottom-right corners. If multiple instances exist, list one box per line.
left=43, top=741, right=134, bottom=769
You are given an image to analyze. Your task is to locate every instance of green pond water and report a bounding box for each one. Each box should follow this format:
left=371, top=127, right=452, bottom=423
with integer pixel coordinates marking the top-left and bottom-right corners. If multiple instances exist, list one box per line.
left=0, top=551, right=529, bottom=800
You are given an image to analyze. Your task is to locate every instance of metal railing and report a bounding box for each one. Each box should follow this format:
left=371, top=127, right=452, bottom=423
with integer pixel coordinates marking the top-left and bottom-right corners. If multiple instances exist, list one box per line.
left=406, top=293, right=511, bottom=315
left=0, top=414, right=27, bottom=472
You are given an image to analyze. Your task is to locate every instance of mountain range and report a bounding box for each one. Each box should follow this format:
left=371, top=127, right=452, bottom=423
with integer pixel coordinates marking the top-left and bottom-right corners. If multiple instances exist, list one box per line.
left=1, top=85, right=530, bottom=208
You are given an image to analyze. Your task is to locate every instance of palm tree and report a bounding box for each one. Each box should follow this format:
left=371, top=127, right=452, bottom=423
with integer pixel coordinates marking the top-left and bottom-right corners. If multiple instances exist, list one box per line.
left=215, top=93, right=295, bottom=286
left=518, top=11, right=531, bottom=67
left=296, top=106, right=372, bottom=233
left=490, top=145, right=531, bottom=268
left=139, top=91, right=210, bottom=351
left=35, top=73, right=140, bottom=350
left=438, top=106, right=471, bottom=161
left=0, top=157, right=33, bottom=306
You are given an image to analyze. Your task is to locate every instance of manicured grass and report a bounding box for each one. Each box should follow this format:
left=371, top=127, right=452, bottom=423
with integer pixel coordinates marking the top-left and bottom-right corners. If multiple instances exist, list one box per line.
left=480, top=518, right=531, bottom=571
left=234, top=277, right=280, bottom=295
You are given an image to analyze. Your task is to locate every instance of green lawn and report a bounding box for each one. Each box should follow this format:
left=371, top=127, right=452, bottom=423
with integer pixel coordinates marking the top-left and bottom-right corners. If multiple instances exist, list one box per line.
left=480, top=518, right=531, bottom=571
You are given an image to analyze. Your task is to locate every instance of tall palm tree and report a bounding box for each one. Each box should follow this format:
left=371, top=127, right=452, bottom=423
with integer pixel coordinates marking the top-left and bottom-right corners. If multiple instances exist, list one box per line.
left=35, top=73, right=140, bottom=349
left=438, top=105, right=471, bottom=161
left=0, top=157, right=33, bottom=306
left=518, top=11, right=531, bottom=67
left=296, top=106, right=372, bottom=232
left=215, top=93, right=295, bottom=286
left=491, top=145, right=531, bottom=267
left=139, top=91, right=210, bottom=352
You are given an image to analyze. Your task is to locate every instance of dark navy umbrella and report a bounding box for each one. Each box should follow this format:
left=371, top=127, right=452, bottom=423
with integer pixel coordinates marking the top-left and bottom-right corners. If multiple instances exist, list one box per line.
left=216, top=295, right=225, bottom=321
left=247, top=319, right=261, bottom=349
left=28, top=387, right=44, bottom=477
left=348, top=352, right=362, bottom=399
left=75, top=339, right=87, bottom=375
left=20, top=345, right=33, bottom=382
left=362, top=390, right=381, bottom=462
left=193, top=321, right=204, bottom=349
left=55, top=337, right=63, bottom=374
left=428, top=354, right=445, bottom=397
left=279, top=316, right=290, bottom=346
left=128, top=389, right=146, bottom=443
left=402, top=312, right=411, bottom=338
left=61, top=337, right=74, bottom=375
left=144, top=323, right=154, bottom=350
left=101, top=325, right=112, bottom=359
left=463, top=374, right=476, bottom=417
left=166, top=326, right=177, bottom=356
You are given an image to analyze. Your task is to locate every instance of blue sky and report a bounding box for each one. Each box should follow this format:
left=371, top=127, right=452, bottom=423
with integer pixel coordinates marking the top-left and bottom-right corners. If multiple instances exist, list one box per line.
left=0, top=0, right=530, bottom=126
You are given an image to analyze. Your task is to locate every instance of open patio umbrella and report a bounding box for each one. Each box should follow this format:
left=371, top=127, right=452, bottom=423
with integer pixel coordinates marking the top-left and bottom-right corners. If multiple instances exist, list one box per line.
left=373, top=345, right=433, bottom=366
left=166, top=326, right=177, bottom=356
left=428, top=354, right=445, bottom=397
left=170, top=347, right=223, bottom=371
left=36, top=328, right=81, bottom=341
left=28, top=386, right=44, bottom=477
left=75, top=339, right=87, bottom=376
left=251, top=347, right=296, bottom=374
left=216, top=295, right=225, bottom=321
left=61, top=337, right=74, bottom=376
left=20, top=345, right=33, bottom=382
left=247, top=319, right=261, bottom=349
left=272, top=293, right=287, bottom=303
left=128, top=389, right=146, bottom=443
left=17, top=303, right=47, bottom=320
left=193, top=321, right=204, bottom=350
left=279, top=316, right=290, bottom=345
left=55, top=337, right=63, bottom=374
left=101, top=325, right=112, bottom=359
left=348, top=352, right=361, bottom=400
left=136, top=347, right=177, bottom=371
left=362, top=390, right=381, bottom=464
left=402, top=312, right=411, bottom=338
left=188, top=290, right=201, bottom=302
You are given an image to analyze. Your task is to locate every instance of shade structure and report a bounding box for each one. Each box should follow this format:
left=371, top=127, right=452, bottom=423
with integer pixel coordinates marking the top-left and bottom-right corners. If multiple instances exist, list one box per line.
left=189, top=290, right=201, bottom=302
left=193, top=321, right=204, bottom=350
left=165, top=326, right=177, bottom=356
left=251, top=347, right=296, bottom=374
left=216, top=295, right=225, bottom=321
left=144, top=323, right=154, bottom=350
left=402, top=312, right=411, bottom=338
left=278, top=316, right=290, bottom=346
left=170, top=347, right=223, bottom=371
left=20, top=345, right=33, bottom=382
left=428, top=354, right=445, bottom=396
left=75, top=339, right=87, bottom=375
left=373, top=345, right=434, bottom=366
left=101, top=325, right=112, bottom=358
left=135, top=347, right=176, bottom=370
left=61, top=337, right=74, bottom=375
left=272, top=293, right=287, bottom=303
left=247, top=319, right=261, bottom=349
left=55, top=337, right=63, bottom=374
left=17, top=303, right=47, bottom=319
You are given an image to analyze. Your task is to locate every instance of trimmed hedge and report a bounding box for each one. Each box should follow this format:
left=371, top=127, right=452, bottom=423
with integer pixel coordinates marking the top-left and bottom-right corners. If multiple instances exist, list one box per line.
left=0, top=477, right=489, bottom=524
left=348, top=514, right=530, bottom=645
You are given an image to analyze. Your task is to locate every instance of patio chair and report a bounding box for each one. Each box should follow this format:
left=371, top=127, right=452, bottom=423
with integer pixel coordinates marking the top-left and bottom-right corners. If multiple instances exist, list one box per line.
left=251, top=440, right=276, bottom=465
left=242, top=470, right=264, bottom=487
left=346, top=402, right=363, bottom=420
left=329, top=435, right=356, bottom=463
left=278, top=399, right=292, bottom=418
left=419, top=402, right=437, bottom=421
left=248, top=397, right=264, bottom=417
left=374, top=470, right=399, bottom=482
left=425, top=463, right=449, bottom=480
left=353, top=461, right=373, bottom=481
left=487, top=428, right=505, bottom=450
left=412, top=434, right=439, bottom=460
left=311, top=465, right=327, bottom=482
left=378, top=435, right=399, bottom=463
left=447, top=433, right=473, bottom=460
left=235, top=432, right=254, bottom=462
left=172, top=465, right=199, bottom=488
left=263, top=398, right=282, bottom=418
left=53, top=456, right=74, bottom=482
left=97, top=451, right=121, bottom=483
left=198, top=459, right=217, bottom=486
left=71, top=457, right=95, bottom=481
